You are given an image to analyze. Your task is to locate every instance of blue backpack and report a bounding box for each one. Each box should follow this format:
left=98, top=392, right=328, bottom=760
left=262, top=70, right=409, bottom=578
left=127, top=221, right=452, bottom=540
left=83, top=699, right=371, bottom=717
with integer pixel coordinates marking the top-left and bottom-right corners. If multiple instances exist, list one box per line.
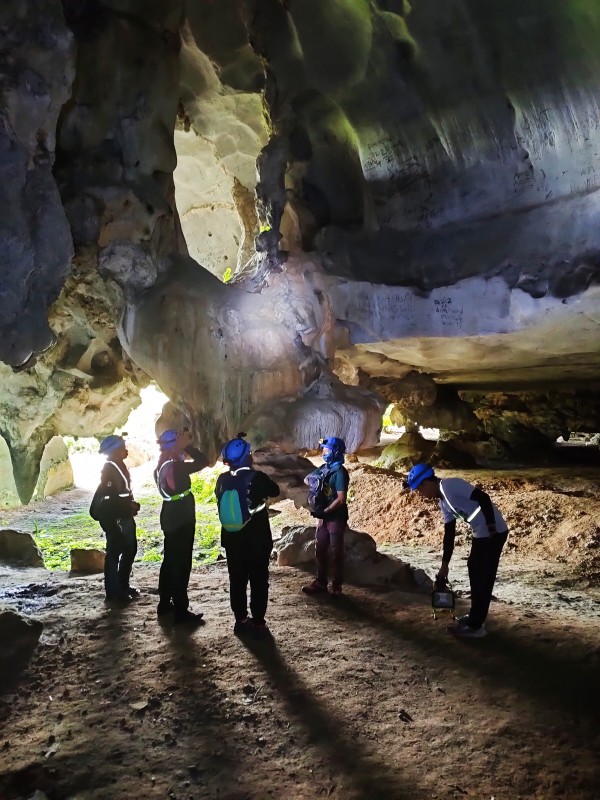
left=216, top=468, right=263, bottom=532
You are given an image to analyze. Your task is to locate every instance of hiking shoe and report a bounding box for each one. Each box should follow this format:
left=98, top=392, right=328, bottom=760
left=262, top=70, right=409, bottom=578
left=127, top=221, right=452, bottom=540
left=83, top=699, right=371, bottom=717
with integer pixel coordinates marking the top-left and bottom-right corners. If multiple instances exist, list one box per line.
left=233, top=618, right=253, bottom=636
left=454, top=614, right=470, bottom=625
left=331, top=585, right=343, bottom=595
left=105, top=592, right=131, bottom=605
left=450, top=622, right=487, bottom=639
left=302, top=580, right=328, bottom=595
left=127, top=586, right=140, bottom=598
left=157, top=601, right=174, bottom=617
left=174, top=610, right=205, bottom=626
left=251, top=621, right=272, bottom=639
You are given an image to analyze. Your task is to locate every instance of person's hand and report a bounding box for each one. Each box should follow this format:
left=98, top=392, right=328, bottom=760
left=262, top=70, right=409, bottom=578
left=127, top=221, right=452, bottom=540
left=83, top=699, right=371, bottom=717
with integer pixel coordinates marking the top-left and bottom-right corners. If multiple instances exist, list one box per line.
left=436, top=562, right=449, bottom=582
left=131, top=501, right=141, bottom=516
left=179, top=428, right=192, bottom=447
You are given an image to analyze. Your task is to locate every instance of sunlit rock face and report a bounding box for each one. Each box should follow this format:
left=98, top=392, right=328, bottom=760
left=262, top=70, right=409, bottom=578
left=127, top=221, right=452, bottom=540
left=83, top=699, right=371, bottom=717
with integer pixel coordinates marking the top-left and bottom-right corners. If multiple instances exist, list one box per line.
left=1, top=0, right=600, bottom=495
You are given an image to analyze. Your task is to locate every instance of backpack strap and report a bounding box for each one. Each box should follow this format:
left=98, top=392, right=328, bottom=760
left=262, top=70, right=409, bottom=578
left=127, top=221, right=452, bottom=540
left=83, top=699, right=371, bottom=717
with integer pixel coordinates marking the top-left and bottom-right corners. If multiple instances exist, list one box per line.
left=230, top=467, right=266, bottom=515
left=104, top=461, right=132, bottom=499
left=439, top=480, right=481, bottom=523
left=155, top=460, right=192, bottom=501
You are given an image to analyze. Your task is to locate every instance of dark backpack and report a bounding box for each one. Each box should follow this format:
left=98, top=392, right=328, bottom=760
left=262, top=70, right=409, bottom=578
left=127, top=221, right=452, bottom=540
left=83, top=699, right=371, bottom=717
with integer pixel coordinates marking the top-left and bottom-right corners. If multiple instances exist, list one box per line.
left=306, top=465, right=337, bottom=518
left=216, top=468, right=261, bottom=532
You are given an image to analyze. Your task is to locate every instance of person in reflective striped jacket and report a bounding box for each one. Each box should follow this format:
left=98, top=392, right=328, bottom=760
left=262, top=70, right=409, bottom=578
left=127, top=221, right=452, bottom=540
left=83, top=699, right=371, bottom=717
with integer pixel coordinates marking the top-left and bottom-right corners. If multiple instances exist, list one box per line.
left=97, top=435, right=140, bottom=603
left=405, top=463, right=509, bottom=639
left=154, top=428, right=209, bottom=624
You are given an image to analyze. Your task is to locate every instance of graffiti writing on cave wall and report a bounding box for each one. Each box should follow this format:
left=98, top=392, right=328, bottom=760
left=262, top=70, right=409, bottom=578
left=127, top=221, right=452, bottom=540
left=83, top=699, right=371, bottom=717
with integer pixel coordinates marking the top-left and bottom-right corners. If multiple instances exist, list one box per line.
left=369, top=290, right=467, bottom=336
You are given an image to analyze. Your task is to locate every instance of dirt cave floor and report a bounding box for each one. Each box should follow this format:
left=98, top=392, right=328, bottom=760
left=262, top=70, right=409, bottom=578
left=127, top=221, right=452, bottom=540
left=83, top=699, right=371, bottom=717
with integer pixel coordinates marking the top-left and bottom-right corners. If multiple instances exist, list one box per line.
left=1, top=464, right=600, bottom=800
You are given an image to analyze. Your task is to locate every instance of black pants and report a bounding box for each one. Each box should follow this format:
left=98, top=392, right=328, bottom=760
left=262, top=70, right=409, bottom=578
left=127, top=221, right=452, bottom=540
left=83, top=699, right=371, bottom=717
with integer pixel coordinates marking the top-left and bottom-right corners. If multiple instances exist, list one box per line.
left=101, top=516, right=137, bottom=599
left=159, top=523, right=195, bottom=616
left=225, top=537, right=271, bottom=625
left=467, top=530, right=508, bottom=628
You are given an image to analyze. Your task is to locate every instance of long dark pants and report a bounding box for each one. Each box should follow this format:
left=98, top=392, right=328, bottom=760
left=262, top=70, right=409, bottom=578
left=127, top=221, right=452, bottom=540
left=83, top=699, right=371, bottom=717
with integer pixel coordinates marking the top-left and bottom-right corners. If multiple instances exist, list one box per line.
left=467, top=530, right=508, bottom=628
left=102, top=517, right=137, bottom=599
left=225, top=538, right=271, bottom=625
left=159, top=523, right=195, bottom=616
left=316, top=518, right=347, bottom=589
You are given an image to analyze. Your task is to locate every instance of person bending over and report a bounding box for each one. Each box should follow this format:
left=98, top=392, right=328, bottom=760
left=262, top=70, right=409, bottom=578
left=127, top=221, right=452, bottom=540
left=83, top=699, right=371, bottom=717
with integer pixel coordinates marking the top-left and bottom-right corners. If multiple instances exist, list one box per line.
left=405, top=463, right=509, bottom=638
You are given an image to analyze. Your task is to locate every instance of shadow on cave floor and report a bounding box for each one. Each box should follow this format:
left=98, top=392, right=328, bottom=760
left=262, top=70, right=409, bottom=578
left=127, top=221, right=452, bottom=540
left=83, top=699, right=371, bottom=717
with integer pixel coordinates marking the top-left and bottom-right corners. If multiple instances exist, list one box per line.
left=1, top=565, right=600, bottom=799
left=240, top=635, right=419, bottom=800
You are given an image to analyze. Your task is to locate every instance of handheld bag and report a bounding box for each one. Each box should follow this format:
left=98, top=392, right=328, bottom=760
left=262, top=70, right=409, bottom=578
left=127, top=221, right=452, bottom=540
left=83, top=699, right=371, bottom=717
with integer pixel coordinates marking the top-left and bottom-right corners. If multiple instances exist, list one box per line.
left=217, top=468, right=259, bottom=532
left=431, top=578, right=455, bottom=619
left=89, top=487, right=105, bottom=521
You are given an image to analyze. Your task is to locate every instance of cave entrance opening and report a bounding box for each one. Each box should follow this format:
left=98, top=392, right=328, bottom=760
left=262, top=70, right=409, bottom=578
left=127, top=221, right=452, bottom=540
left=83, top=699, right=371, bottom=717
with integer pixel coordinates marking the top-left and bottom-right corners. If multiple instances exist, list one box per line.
left=65, top=384, right=168, bottom=491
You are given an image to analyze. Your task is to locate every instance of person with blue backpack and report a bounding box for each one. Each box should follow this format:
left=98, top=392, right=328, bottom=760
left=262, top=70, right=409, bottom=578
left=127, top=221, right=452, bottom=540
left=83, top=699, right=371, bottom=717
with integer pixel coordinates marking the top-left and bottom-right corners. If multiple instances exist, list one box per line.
left=154, top=428, right=209, bottom=624
left=91, top=434, right=140, bottom=604
left=404, top=463, right=509, bottom=638
left=215, top=434, right=280, bottom=637
left=302, top=437, right=350, bottom=596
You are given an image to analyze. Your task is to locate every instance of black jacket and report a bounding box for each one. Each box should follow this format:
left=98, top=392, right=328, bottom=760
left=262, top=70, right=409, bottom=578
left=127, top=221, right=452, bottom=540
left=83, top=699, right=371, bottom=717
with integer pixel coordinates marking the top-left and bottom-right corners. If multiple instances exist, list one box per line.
left=155, top=446, right=209, bottom=532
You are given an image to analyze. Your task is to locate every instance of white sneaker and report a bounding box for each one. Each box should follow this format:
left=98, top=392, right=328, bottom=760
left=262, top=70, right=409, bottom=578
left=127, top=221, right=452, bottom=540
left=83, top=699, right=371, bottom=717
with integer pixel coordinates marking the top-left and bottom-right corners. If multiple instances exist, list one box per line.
left=450, top=622, right=487, bottom=638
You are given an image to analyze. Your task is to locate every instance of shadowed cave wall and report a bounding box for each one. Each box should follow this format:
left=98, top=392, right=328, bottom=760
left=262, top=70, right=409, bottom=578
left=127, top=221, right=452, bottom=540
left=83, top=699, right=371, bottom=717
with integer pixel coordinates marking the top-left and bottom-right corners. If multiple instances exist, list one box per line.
left=1, top=0, right=600, bottom=501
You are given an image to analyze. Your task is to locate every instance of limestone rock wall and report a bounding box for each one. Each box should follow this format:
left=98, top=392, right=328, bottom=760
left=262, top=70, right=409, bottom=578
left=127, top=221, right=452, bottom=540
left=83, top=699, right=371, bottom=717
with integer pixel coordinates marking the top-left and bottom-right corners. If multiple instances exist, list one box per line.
left=1, top=0, right=600, bottom=493
left=0, top=0, right=74, bottom=367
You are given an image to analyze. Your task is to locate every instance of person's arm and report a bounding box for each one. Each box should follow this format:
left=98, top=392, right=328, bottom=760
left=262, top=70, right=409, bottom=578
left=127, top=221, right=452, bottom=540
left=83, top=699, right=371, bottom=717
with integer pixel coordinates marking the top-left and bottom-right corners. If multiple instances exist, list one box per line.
left=183, top=445, right=209, bottom=475
left=323, top=491, right=347, bottom=515
left=323, top=468, right=349, bottom=515
left=470, top=487, right=496, bottom=533
left=438, top=520, right=457, bottom=581
left=251, top=472, right=280, bottom=501
left=99, top=464, right=119, bottom=499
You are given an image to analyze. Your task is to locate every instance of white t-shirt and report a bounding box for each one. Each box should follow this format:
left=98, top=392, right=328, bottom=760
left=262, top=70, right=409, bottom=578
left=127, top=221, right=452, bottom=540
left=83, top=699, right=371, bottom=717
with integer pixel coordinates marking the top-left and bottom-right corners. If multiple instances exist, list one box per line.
left=438, top=478, right=507, bottom=539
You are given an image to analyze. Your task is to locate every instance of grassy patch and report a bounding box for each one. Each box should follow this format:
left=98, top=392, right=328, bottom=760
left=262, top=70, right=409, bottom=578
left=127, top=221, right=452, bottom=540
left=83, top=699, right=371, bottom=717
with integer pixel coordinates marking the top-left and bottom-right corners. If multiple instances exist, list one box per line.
left=34, top=467, right=226, bottom=571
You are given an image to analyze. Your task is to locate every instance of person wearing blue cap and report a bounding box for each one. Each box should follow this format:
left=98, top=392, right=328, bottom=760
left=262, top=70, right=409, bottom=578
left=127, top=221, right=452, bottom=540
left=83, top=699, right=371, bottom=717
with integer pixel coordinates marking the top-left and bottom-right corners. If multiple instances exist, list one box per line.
left=154, top=428, right=209, bottom=624
left=215, top=433, right=280, bottom=637
left=302, top=437, right=350, bottom=596
left=92, top=435, right=140, bottom=603
left=405, top=463, right=509, bottom=638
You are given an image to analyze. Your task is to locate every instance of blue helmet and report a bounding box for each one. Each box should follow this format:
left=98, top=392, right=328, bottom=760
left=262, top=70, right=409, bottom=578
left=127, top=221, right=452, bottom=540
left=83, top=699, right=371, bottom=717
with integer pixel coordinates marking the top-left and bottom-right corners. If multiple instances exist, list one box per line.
left=222, top=434, right=251, bottom=467
left=157, top=429, right=178, bottom=449
left=99, top=434, right=126, bottom=455
left=319, top=437, right=346, bottom=464
left=405, top=463, right=435, bottom=490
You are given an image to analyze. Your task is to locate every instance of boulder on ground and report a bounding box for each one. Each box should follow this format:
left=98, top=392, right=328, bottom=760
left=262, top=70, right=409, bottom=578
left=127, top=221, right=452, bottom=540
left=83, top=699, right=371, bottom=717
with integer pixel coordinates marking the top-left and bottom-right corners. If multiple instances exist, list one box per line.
left=0, top=608, right=44, bottom=661
left=274, top=525, right=432, bottom=592
left=70, top=548, right=105, bottom=574
left=375, top=430, right=435, bottom=471
left=0, top=529, right=45, bottom=567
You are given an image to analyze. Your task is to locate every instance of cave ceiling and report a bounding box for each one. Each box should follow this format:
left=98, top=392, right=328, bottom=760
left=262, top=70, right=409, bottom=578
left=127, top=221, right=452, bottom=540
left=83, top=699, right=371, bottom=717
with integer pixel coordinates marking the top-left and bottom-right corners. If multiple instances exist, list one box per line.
left=1, top=0, right=600, bottom=499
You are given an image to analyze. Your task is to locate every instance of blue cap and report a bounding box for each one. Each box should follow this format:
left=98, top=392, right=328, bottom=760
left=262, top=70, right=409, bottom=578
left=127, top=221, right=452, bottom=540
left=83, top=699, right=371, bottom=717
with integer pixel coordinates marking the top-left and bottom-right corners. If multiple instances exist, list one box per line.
left=319, top=437, right=346, bottom=453
left=157, top=429, right=179, bottom=447
left=221, top=436, right=251, bottom=467
left=99, top=435, right=126, bottom=455
left=405, top=463, right=435, bottom=490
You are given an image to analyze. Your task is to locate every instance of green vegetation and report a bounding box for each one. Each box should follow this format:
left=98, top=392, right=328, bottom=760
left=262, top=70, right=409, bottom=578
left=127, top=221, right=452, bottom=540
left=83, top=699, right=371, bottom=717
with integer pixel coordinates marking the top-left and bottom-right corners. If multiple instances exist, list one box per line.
left=33, top=467, right=227, bottom=571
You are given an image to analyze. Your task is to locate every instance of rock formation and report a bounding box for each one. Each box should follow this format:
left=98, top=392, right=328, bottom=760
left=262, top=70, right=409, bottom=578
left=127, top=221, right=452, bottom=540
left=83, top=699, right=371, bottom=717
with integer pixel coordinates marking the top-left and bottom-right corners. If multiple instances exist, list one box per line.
left=1, top=0, right=600, bottom=498
left=274, top=524, right=432, bottom=591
